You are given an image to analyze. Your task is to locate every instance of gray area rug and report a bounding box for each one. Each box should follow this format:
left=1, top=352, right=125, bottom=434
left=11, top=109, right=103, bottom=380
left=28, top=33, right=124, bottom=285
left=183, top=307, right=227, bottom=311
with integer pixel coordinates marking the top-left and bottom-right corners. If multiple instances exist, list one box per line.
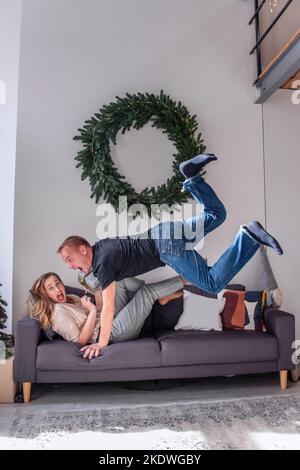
left=4, top=394, right=300, bottom=450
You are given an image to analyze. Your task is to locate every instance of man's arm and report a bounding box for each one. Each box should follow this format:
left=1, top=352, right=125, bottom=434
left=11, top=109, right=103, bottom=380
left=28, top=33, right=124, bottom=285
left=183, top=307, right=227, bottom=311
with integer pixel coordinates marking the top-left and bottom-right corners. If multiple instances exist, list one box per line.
left=97, top=281, right=116, bottom=348
left=94, top=289, right=103, bottom=312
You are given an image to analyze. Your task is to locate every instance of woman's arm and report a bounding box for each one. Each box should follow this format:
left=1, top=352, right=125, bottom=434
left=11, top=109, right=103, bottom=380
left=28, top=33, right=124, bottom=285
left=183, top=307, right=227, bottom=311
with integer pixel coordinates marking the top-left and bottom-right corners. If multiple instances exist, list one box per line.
left=80, top=282, right=116, bottom=359
left=77, top=296, right=97, bottom=346
left=84, top=288, right=102, bottom=312
left=77, top=309, right=97, bottom=346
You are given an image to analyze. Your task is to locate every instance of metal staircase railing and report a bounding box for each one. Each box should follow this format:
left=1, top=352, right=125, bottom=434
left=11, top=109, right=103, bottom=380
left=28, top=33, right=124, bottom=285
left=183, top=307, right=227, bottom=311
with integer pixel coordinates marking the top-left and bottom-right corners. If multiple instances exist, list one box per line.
left=249, top=0, right=295, bottom=86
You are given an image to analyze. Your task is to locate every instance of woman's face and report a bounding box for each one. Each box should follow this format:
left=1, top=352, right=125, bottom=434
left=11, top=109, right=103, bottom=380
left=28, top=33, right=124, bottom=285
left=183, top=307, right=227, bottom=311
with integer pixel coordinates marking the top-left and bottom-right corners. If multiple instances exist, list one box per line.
left=43, top=275, right=66, bottom=303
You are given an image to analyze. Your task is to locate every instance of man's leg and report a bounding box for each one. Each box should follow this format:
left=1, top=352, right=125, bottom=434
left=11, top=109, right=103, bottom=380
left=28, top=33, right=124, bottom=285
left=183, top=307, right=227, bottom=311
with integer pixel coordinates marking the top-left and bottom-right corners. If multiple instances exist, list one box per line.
left=182, top=173, right=227, bottom=249
left=110, top=277, right=184, bottom=343
left=150, top=154, right=225, bottom=254
left=161, top=227, right=261, bottom=294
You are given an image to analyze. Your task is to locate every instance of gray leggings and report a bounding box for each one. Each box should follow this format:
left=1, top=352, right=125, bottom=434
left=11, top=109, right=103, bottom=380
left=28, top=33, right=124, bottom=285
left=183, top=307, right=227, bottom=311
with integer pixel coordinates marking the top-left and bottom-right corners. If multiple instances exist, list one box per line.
left=109, top=276, right=184, bottom=343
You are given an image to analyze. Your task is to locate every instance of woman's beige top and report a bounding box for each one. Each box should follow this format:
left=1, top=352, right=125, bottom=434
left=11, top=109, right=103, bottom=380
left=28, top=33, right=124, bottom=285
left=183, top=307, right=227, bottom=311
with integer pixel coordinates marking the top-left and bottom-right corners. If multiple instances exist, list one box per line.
left=51, top=294, right=101, bottom=343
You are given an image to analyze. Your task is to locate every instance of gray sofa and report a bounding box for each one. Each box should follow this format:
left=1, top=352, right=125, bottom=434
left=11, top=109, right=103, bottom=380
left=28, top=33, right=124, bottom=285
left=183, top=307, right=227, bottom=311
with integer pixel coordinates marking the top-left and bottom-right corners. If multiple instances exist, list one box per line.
left=13, top=285, right=296, bottom=403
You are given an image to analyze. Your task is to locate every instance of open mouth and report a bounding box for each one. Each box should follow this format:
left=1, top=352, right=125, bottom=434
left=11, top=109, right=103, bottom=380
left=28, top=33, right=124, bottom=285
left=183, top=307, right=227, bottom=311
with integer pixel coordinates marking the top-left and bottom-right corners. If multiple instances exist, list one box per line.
left=57, top=293, right=65, bottom=302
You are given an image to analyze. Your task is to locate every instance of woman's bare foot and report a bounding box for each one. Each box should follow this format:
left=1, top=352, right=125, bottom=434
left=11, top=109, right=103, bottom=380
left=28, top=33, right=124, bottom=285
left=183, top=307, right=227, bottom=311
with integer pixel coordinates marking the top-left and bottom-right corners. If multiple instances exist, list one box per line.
left=159, top=291, right=184, bottom=305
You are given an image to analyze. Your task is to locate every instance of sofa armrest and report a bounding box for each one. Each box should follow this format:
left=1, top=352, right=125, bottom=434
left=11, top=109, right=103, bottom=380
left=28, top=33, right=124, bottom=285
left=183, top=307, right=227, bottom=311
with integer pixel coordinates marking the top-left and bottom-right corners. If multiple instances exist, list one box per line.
left=13, top=315, right=41, bottom=383
left=264, top=308, right=295, bottom=371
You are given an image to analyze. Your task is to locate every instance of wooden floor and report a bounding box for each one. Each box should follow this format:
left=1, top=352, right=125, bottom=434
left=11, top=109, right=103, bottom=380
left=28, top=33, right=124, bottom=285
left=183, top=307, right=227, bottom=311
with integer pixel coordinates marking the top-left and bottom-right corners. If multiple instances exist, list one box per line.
left=1, top=372, right=300, bottom=416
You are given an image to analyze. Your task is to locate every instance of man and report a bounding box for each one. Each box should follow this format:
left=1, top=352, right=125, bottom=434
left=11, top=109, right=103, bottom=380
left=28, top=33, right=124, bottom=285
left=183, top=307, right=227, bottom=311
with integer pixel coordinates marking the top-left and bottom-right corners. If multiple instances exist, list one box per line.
left=58, top=154, right=283, bottom=358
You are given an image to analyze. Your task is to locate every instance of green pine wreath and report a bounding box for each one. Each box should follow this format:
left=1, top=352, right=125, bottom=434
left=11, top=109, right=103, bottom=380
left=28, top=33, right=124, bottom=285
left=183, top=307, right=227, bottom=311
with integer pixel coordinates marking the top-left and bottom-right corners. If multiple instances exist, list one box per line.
left=74, top=91, right=206, bottom=214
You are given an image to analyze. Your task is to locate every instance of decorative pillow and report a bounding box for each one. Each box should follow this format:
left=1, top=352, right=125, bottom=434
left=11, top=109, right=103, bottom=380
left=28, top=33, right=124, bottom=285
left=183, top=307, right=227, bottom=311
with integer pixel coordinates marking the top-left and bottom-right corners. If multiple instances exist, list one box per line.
left=151, top=295, right=184, bottom=331
left=244, top=291, right=266, bottom=332
left=219, top=289, right=266, bottom=331
left=174, top=291, right=225, bottom=331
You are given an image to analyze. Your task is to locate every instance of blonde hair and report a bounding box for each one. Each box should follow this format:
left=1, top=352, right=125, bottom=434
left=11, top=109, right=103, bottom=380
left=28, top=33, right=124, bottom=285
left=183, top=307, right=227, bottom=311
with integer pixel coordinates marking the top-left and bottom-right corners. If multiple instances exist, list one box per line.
left=25, top=272, right=69, bottom=330
left=57, top=235, right=90, bottom=254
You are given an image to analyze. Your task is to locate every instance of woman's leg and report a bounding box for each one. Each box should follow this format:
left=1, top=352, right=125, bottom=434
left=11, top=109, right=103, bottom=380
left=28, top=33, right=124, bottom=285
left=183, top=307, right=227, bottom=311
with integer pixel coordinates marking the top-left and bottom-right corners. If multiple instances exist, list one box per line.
left=159, top=291, right=183, bottom=305
left=114, top=277, right=145, bottom=315
left=110, top=276, right=184, bottom=343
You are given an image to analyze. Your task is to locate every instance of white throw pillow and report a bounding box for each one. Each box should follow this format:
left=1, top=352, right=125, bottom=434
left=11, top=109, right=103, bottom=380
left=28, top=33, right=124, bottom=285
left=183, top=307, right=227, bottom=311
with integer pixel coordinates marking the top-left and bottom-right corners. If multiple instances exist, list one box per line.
left=174, top=291, right=226, bottom=331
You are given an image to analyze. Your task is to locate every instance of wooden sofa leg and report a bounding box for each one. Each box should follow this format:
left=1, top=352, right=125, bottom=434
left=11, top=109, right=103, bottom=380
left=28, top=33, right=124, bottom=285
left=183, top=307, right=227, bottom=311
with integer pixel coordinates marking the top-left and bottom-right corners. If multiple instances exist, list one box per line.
left=279, top=371, right=288, bottom=390
left=23, top=382, right=31, bottom=403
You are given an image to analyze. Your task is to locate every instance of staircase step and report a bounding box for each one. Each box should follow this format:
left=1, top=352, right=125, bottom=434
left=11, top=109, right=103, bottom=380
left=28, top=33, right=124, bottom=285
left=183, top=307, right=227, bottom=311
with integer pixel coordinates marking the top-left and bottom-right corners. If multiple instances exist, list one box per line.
left=258, top=28, right=300, bottom=82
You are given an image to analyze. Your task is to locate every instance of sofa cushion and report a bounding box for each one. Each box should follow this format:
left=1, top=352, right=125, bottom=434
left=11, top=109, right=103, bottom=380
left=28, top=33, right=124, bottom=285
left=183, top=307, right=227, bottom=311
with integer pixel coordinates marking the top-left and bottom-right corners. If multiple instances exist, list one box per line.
left=154, top=329, right=278, bottom=366
left=41, top=327, right=64, bottom=342
left=151, top=295, right=184, bottom=330
left=174, top=293, right=225, bottom=331
left=218, top=288, right=266, bottom=332
left=36, top=337, right=162, bottom=371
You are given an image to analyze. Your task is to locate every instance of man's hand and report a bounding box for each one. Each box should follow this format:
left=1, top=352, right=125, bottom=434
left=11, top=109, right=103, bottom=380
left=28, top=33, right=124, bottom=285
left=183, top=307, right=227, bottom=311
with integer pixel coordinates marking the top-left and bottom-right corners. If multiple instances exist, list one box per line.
left=80, top=343, right=102, bottom=359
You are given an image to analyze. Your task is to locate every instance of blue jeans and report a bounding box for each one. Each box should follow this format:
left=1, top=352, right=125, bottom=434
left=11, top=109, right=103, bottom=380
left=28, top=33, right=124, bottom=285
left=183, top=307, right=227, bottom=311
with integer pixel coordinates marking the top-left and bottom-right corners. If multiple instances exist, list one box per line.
left=151, top=174, right=260, bottom=294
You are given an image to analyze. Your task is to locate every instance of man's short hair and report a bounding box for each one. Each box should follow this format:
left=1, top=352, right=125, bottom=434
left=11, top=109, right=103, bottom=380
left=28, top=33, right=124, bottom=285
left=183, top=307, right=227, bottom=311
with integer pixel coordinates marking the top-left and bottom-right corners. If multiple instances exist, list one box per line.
left=57, top=236, right=91, bottom=253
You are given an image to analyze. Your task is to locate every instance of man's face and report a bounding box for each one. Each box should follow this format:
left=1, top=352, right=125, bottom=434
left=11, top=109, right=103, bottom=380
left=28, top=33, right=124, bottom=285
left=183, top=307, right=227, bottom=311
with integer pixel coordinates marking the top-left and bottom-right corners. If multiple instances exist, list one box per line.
left=60, top=245, right=92, bottom=273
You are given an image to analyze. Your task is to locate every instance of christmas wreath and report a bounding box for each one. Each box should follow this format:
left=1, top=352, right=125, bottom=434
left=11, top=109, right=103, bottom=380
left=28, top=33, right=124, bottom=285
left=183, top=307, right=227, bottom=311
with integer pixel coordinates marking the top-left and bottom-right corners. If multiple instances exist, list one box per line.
left=74, top=91, right=206, bottom=214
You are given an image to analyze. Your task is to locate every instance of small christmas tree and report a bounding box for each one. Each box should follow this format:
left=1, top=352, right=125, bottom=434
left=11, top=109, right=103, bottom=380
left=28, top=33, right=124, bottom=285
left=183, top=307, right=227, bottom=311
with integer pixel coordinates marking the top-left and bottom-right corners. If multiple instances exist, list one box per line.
left=0, top=284, right=8, bottom=329
left=0, top=284, right=14, bottom=355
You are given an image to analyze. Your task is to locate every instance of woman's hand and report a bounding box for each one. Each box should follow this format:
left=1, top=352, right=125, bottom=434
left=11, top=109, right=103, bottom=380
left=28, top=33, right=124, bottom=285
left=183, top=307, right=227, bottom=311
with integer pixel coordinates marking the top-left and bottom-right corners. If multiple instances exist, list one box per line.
left=80, top=343, right=102, bottom=359
left=80, top=295, right=96, bottom=313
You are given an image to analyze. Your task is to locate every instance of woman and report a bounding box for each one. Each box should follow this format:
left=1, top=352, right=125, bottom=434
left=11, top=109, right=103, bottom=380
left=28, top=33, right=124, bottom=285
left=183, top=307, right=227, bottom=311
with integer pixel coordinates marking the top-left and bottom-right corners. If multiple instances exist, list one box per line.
left=26, top=272, right=184, bottom=356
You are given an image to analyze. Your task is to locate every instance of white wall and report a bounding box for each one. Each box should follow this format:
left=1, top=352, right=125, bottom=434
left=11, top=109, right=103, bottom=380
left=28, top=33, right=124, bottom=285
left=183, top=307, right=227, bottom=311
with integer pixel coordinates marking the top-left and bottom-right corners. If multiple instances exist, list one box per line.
left=0, top=0, right=22, bottom=333
left=13, top=0, right=265, bottom=324
left=260, top=1, right=300, bottom=339
left=263, top=90, right=300, bottom=339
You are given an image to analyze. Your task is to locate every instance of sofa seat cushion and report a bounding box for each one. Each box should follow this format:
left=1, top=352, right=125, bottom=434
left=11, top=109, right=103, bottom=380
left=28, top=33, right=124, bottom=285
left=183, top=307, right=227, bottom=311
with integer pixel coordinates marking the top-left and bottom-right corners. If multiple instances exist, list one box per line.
left=155, top=329, right=278, bottom=366
left=36, top=337, right=161, bottom=371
